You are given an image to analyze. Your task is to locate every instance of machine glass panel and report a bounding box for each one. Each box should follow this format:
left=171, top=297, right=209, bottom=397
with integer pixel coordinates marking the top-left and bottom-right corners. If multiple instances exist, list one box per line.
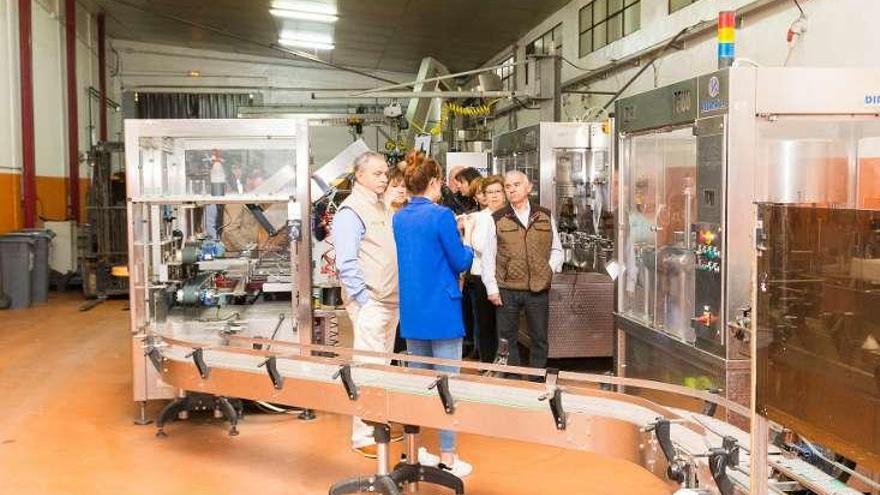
left=619, top=127, right=697, bottom=342
left=133, top=136, right=298, bottom=200
left=756, top=203, right=880, bottom=471
left=130, top=140, right=298, bottom=320
left=622, top=323, right=725, bottom=408
left=513, top=150, right=540, bottom=202
left=127, top=124, right=306, bottom=406
left=554, top=148, right=613, bottom=271
left=754, top=118, right=880, bottom=209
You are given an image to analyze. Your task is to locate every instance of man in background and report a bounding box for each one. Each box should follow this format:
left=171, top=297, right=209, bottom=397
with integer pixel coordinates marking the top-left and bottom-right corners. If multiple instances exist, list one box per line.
left=440, top=165, right=467, bottom=214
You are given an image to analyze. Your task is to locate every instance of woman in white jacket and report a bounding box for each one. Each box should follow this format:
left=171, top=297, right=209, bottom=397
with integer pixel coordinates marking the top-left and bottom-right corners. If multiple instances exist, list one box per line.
left=464, top=176, right=506, bottom=362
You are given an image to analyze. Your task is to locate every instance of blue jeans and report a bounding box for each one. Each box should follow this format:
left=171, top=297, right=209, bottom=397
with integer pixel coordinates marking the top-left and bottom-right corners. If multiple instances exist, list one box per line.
left=405, top=338, right=462, bottom=452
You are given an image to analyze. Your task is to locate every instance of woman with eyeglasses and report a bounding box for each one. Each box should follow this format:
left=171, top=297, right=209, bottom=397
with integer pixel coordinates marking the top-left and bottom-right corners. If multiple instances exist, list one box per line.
left=463, top=175, right=506, bottom=363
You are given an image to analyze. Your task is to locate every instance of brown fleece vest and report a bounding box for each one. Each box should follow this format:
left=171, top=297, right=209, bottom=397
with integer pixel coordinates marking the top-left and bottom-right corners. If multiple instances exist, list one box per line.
left=492, top=203, right=553, bottom=292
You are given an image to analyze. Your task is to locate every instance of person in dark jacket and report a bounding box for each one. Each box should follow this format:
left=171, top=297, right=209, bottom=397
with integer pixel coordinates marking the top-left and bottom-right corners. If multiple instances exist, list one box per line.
left=453, top=167, right=482, bottom=214
left=393, top=150, right=474, bottom=478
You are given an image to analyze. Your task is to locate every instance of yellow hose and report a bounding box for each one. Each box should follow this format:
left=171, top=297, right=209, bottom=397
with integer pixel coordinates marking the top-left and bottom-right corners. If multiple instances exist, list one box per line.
left=428, top=99, right=500, bottom=136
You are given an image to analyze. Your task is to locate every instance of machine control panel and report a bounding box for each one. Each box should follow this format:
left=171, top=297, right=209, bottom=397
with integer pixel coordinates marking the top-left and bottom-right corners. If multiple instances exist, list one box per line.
left=693, top=223, right=724, bottom=354
left=695, top=228, right=722, bottom=273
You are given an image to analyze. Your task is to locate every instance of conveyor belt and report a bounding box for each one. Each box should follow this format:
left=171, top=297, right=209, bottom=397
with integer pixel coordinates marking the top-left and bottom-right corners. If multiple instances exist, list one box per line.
left=149, top=330, right=864, bottom=495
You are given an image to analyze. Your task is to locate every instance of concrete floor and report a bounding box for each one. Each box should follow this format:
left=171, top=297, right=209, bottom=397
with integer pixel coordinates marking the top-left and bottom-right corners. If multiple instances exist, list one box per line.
left=0, top=293, right=671, bottom=495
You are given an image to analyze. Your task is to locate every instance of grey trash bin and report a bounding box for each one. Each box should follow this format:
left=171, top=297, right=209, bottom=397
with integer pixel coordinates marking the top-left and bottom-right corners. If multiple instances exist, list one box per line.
left=7, top=229, right=53, bottom=303
left=0, top=237, right=35, bottom=309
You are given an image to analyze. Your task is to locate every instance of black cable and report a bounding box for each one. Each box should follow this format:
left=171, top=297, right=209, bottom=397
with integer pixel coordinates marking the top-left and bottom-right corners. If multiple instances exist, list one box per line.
left=511, top=96, right=540, bottom=111
left=601, top=26, right=690, bottom=112
left=561, top=56, right=599, bottom=73
left=792, top=0, right=805, bottom=16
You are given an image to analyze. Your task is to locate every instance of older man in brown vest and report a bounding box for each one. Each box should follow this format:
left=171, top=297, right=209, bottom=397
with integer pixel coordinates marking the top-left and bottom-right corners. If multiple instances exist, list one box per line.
left=481, top=170, right=563, bottom=370
left=332, top=151, right=400, bottom=457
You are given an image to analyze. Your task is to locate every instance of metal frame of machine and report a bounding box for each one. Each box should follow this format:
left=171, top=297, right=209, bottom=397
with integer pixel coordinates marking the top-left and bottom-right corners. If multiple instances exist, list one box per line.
left=615, top=66, right=880, bottom=452
left=125, top=119, right=313, bottom=419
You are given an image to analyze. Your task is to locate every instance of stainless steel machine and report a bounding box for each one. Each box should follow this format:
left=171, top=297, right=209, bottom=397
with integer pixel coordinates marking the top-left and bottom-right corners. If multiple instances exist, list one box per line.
left=493, top=122, right=615, bottom=359
left=124, top=119, right=313, bottom=421
left=615, top=67, right=880, bottom=424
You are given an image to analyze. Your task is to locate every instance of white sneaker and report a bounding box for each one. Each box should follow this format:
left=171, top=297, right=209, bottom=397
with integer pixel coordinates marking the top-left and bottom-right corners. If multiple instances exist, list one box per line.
left=441, top=456, right=473, bottom=479
left=417, top=447, right=440, bottom=467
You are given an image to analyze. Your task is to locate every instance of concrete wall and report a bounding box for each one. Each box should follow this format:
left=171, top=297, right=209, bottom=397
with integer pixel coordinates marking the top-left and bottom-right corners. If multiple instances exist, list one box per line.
left=484, top=0, right=880, bottom=133
left=0, top=0, right=121, bottom=233
left=113, top=40, right=416, bottom=166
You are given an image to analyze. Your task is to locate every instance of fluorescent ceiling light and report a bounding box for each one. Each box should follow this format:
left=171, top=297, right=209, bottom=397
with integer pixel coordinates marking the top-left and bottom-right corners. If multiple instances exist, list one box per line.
left=270, top=8, right=337, bottom=23
left=278, top=37, right=335, bottom=50
left=272, top=0, right=337, bottom=15
left=279, top=30, right=333, bottom=43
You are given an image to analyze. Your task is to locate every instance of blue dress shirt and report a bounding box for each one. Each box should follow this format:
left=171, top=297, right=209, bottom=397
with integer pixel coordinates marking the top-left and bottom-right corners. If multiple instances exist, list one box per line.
left=332, top=207, right=370, bottom=306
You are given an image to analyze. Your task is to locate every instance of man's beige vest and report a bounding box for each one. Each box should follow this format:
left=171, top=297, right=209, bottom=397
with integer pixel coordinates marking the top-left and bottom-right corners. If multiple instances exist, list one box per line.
left=492, top=202, right=553, bottom=292
left=338, top=183, right=399, bottom=304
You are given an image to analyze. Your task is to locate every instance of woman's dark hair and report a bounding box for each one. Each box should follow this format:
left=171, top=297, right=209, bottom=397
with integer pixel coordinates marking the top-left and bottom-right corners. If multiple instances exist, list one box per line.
left=403, top=150, right=442, bottom=194
left=454, top=167, right=482, bottom=186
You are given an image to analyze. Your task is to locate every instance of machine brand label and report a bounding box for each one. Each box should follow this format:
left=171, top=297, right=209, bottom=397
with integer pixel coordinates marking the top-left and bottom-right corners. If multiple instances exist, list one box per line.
left=708, top=76, right=720, bottom=98
left=700, top=99, right=727, bottom=114
left=672, top=89, right=692, bottom=115
left=865, top=94, right=880, bottom=106
left=699, top=75, right=727, bottom=114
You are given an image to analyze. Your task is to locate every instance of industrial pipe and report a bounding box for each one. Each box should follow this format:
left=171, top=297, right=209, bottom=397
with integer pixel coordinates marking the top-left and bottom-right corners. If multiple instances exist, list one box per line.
left=65, top=0, right=80, bottom=222
left=349, top=60, right=528, bottom=97
left=311, top=90, right=522, bottom=100
left=98, top=12, right=107, bottom=142
left=18, top=0, right=36, bottom=228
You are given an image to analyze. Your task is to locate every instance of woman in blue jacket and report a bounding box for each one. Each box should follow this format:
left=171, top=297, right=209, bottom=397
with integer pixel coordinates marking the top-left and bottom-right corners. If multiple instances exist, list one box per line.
left=393, top=151, right=474, bottom=478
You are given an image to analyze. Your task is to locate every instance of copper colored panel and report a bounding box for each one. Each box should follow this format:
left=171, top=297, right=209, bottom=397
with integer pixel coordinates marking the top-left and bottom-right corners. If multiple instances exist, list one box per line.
left=756, top=204, right=880, bottom=471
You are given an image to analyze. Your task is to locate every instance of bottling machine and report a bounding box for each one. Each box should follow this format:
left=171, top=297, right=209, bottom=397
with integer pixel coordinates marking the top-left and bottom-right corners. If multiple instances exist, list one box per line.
left=492, top=122, right=615, bottom=358
left=615, top=67, right=880, bottom=426
left=125, top=119, right=313, bottom=421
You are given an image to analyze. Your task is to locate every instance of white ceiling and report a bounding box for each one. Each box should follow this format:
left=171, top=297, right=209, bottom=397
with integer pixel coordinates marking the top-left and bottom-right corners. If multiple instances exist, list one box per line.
left=93, top=0, right=572, bottom=74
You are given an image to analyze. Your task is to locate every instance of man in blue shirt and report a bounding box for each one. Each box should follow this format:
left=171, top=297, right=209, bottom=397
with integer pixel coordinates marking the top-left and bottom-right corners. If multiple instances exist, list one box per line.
left=331, top=151, right=400, bottom=458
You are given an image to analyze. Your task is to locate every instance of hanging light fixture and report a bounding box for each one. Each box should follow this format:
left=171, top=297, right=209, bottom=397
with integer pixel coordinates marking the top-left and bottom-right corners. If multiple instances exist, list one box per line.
left=278, top=30, right=335, bottom=51
left=270, top=1, right=338, bottom=23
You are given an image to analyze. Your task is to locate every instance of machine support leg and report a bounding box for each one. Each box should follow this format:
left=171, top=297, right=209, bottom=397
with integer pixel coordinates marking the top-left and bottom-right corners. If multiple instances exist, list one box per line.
left=298, top=408, right=317, bottom=421
left=134, top=400, right=152, bottom=425
left=328, top=423, right=465, bottom=495
left=750, top=414, right=770, bottom=494
left=216, top=396, right=240, bottom=436
left=329, top=423, right=401, bottom=495
left=328, top=476, right=399, bottom=495
left=155, top=393, right=243, bottom=437
left=404, top=425, right=419, bottom=493
left=156, top=396, right=190, bottom=437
